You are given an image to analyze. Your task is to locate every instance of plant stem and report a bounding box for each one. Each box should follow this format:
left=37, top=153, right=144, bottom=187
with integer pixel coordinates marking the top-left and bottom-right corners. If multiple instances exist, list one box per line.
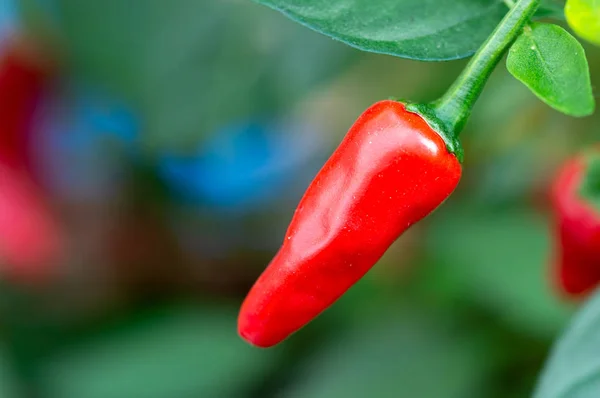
left=432, top=0, right=539, bottom=137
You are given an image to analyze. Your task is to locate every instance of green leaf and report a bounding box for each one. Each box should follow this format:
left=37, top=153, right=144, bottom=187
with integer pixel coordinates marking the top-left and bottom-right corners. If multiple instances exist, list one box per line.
left=507, top=23, right=595, bottom=117
left=534, top=288, right=600, bottom=398
left=38, top=307, right=279, bottom=398
left=425, top=206, right=573, bottom=338
left=282, top=308, right=493, bottom=398
left=253, top=0, right=510, bottom=61
left=565, top=0, right=600, bottom=45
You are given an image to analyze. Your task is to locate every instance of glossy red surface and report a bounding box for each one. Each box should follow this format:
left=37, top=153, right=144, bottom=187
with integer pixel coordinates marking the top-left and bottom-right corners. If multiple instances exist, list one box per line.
left=551, top=156, right=600, bottom=298
left=238, top=100, right=462, bottom=347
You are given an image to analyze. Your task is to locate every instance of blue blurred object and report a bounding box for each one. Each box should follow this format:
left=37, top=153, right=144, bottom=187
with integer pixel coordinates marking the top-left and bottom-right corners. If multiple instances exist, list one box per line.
left=0, top=0, right=17, bottom=38
left=159, top=119, right=324, bottom=213
left=31, top=83, right=140, bottom=202
left=73, top=90, right=139, bottom=149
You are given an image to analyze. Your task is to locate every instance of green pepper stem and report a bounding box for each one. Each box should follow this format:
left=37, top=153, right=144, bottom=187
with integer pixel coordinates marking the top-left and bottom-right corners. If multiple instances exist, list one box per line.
left=432, top=0, right=540, bottom=137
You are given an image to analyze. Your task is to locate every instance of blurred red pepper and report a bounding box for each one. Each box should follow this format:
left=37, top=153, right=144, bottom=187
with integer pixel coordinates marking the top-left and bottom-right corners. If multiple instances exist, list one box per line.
left=0, top=164, right=63, bottom=282
left=0, top=35, right=55, bottom=169
left=238, top=100, right=462, bottom=347
left=551, top=150, right=600, bottom=298
left=0, top=35, right=63, bottom=283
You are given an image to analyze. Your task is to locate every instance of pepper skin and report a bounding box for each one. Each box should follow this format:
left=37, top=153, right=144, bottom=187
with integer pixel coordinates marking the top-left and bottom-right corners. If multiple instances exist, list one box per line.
left=238, top=100, right=462, bottom=347
left=551, top=152, right=600, bottom=298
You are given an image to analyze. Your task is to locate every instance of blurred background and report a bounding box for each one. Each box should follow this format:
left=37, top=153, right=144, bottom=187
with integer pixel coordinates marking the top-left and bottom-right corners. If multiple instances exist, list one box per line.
left=0, top=0, right=597, bottom=397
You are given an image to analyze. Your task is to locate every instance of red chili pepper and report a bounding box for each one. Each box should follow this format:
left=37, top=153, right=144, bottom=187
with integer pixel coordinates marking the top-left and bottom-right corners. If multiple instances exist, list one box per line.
left=0, top=36, right=55, bottom=170
left=0, top=164, right=63, bottom=282
left=551, top=150, right=600, bottom=298
left=0, top=36, right=63, bottom=283
left=238, top=100, right=462, bottom=347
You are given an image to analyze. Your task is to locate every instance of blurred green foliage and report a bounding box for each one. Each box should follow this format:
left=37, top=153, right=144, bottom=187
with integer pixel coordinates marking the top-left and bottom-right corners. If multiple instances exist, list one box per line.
left=282, top=309, right=493, bottom=398
left=20, top=0, right=355, bottom=151
left=426, top=205, right=573, bottom=338
left=38, top=306, right=279, bottom=398
left=535, top=289, right=600, bottom=398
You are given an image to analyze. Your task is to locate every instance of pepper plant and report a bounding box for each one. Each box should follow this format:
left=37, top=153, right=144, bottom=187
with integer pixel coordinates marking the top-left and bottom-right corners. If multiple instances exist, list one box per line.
left=238, top=0, right=600, bottom=396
